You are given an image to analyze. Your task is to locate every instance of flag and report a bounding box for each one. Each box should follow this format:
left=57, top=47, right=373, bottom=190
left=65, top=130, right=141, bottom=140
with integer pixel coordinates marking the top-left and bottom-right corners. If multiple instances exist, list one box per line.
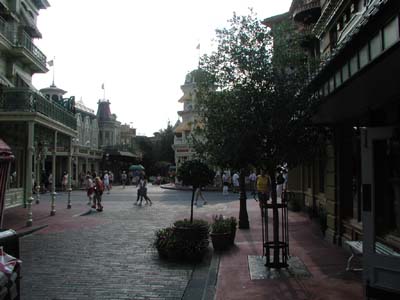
left=196, top=43, right=200, bottom=50
left=47, top=60, right=54, bottom=66
left=101, top=83, right=104, bottom=89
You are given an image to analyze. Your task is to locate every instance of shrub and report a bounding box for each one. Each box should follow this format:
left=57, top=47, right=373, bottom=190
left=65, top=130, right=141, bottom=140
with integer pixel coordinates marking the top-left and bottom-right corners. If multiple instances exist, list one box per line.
left=210, top=215, right=233, bottom=234
left=154, top=219, right=209, bottom=261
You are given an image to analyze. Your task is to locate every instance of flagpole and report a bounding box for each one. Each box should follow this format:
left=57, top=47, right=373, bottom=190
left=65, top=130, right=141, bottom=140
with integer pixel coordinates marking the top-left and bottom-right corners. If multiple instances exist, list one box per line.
left=52, top=56, right=55, bottom=86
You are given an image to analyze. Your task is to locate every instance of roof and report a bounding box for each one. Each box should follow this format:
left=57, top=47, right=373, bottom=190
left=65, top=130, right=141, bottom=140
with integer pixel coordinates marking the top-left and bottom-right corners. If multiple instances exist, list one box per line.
left=174, top=122, right=192, bottom=133
left=262, top=12, right=290, bottom=28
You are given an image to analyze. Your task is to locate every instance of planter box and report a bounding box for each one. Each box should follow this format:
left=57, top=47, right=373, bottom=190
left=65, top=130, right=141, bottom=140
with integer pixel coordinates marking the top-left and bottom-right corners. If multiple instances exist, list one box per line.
left=211, top=232, right=231, bottom=251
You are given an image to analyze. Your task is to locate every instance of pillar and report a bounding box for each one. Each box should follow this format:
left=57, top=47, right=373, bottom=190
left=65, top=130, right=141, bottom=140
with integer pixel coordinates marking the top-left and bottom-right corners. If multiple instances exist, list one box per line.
left=67, top=137, right=73, bottom=209
left=25, top=122, right=34, bottom=226
left=85, top=157, right=89, bottom=174
left=50, top=132, right=57, bottom=216
left=75, top=153, right=79, bottom=188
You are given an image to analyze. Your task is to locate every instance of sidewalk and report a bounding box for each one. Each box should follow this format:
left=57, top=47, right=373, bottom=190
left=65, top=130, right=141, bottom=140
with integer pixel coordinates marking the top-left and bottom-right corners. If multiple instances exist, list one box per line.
left=1, top=191, right=363, bottom=300
left=2, top=193, right=93, bottom=236
left=194, top=199, right=363, bottom=300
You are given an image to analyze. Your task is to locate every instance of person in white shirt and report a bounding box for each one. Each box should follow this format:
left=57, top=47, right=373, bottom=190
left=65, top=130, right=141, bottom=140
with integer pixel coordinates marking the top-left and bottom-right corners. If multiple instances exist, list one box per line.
left=232, top=172, right=240, bottom=193
left=103, top=172, right=110, bottom=194
left=249, top=171, right=257, bottom=196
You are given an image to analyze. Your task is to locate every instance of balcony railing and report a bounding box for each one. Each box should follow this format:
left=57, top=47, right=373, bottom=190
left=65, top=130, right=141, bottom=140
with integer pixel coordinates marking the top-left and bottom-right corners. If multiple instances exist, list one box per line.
left=0, top=88, right=77, bottom=130
left=13, top=31, right=47, bottom=66
left=293, top=0, right=321, bottom=23
left=0, top=17, right=46, bottom=66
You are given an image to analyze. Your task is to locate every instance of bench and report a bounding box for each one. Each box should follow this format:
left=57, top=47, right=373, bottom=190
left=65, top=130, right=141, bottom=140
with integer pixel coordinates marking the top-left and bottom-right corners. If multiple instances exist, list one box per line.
left=345, top=240, right=400, bottom=271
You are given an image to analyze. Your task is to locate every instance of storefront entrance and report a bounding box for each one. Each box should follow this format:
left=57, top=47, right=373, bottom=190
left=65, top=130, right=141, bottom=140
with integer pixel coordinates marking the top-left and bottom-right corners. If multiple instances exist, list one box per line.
left=361, top=127, right=400, bottom=296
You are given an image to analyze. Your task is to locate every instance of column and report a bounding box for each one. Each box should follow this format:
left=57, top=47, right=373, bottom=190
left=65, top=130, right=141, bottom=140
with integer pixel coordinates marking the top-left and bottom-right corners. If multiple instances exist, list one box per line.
left=75, top=154, right=79, bottom=188
left=35, top=147, right=40, bottom=204
left=50, top=132, right=57, bottom=216
left=67, top=137, right=73, bottom=209
left=25, top=122, right=34, bottom=226
left=85, top=157, right=89, bottom=174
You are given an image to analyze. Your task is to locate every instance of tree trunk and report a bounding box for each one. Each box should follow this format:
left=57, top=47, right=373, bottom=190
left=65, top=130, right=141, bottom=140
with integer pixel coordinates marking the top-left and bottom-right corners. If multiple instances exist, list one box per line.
left=239, top=170, right=249, bottom=229
left=269, top=169, right=279, bottom=266
left=190, top=187, right=195, bottom=223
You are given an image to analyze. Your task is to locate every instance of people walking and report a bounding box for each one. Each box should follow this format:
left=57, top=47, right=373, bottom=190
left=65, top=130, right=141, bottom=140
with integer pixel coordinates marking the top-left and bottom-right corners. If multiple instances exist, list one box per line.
left=103, top=171, right=110, bottom=194
left=194, top=187, right=207, bottom=206
left=85, top=175, right=94, bottom=205
left=93, top=176, right=104, bottom=212
left=135, top=176, right=152, bottom=206
left=249, top=170, right=257, bottom=196
left=232, top=171, right=239, bottom=193
left=256, top=170, right=271, bottom=207
left=121, top=171, right=127, bottom=188
left=222, top=172, right=229, bottom=195
left=62, top=172, right=68, bottom=192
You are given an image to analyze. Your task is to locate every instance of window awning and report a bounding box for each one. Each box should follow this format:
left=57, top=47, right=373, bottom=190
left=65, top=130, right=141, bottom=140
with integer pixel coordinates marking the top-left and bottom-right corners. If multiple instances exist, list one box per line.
left=0, top=73, right=13, bottom=87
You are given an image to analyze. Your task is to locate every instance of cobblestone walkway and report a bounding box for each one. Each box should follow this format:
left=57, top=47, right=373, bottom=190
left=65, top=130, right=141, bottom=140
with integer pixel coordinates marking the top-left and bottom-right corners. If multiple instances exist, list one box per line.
left=19, top=186, right=226, bottom=300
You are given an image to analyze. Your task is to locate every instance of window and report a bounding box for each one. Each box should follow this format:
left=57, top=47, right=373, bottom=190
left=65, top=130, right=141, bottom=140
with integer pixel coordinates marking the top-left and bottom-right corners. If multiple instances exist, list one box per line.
left=349, top=54, right=359, bottom=76
left=335, top=70, right=342, bottom=88
left=329, top=77, right=335, bottom=92
left=359, top=44, right=369, bottom=68
left=383, top=17, right=399, bottom=50
left=370, top=31, right=382, bottom=60
left=342, top=63, right=350, bottom=82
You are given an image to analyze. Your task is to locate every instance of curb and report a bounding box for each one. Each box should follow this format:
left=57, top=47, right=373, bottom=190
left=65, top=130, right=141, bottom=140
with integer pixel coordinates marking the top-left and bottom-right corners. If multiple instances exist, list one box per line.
left=182, top=250, right=220, bottom=300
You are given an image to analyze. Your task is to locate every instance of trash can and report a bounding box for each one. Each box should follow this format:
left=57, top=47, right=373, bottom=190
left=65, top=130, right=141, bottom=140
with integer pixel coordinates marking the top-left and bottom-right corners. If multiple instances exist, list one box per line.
left=0, top=229, right=20, bottom=300
left=0, top=141, right=19, bottom=300
left=0, top=139, right=14, bottom=228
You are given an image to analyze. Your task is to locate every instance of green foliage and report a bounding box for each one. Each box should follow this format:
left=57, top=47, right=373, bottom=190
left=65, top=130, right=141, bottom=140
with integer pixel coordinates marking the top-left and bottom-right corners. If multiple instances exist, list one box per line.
left=154, top=219, right=209, bottom=261
left=173, top=219, right=209, bottom=228
left=210, top=215, right=237, bottom=234
left=176, top=159, right=215, bottom=189
left=194, top=11, right=322, bottom=172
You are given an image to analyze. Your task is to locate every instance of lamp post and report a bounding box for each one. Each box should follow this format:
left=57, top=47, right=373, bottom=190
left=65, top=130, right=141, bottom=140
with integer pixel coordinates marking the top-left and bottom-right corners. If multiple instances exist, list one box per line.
left=34, top=141, right=47, bottom=204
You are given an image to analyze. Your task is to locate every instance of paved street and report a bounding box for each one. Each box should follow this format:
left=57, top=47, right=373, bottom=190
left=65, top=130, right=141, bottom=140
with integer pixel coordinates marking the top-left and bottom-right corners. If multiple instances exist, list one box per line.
left=18, top=185, right=233, bottom=300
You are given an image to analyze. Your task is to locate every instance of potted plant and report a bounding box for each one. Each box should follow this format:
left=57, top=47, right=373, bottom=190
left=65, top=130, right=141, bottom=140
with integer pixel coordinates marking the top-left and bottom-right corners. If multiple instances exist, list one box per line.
left=210, top=215, right=233, bottom=251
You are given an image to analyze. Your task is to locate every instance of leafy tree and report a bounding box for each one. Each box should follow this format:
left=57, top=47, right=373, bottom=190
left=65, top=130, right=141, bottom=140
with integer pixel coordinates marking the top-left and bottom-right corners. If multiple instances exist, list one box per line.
left=176, top=160, right=215, bottom=223
left=194, top=11, right=321, bottom=264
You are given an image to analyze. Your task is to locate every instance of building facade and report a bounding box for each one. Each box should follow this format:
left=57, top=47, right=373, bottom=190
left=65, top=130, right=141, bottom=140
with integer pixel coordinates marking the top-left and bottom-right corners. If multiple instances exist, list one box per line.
left=0, top=0, right=81, bottom=225
left=266, top=0, right=400, bottom=297
left=172, top=70, right=201, bottom=171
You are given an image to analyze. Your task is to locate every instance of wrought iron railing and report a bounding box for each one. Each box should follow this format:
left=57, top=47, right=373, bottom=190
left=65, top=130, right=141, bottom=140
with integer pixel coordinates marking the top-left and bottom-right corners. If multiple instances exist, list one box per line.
left=0, top=17, right=46, bottom=66
left=0, top=88, right=77, bottom=130
left=13, top=31, right=47, bottom=65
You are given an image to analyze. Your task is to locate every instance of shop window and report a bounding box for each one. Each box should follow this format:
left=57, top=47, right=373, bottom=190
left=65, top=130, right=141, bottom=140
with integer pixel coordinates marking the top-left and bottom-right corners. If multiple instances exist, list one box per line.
left=329, top=77, right=335, bottom=91
left=359, top=43, right=369, bottom=68
left=370, top=31, right=382, bottom=60
left=349, top=53, right=359, bottom=76
left=342, top=63, right=350, bottom=82
left=383, top=17, right=399, bottom=50
left=335, top=70, right=342, bottom=88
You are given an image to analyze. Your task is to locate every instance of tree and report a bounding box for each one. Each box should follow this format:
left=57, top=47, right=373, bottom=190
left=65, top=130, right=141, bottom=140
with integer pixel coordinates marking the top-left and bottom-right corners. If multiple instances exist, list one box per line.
left=194, top=11, right=321, bottom=265
left=176, top=160, right=215, bottom=223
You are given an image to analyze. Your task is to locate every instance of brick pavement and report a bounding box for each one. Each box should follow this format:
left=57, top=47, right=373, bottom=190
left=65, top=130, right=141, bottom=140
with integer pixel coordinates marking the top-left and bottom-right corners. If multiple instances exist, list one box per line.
left=1, top=186, right=363, bottom=300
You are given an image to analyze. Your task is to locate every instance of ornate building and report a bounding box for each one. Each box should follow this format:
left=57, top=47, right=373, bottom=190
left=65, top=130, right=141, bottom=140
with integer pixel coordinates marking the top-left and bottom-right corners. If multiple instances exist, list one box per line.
left=0, top=0, right=78, bottom=225
left=172, top=70, right=201, bottom=171
left=266, top=0, right=400, bottom=297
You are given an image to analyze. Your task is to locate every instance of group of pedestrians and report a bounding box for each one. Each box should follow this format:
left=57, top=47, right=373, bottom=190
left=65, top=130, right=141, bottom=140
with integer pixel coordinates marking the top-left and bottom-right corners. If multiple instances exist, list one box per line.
left=85, top=171, right=104, bottom=212
left=135, top=174, right=152, bottom=206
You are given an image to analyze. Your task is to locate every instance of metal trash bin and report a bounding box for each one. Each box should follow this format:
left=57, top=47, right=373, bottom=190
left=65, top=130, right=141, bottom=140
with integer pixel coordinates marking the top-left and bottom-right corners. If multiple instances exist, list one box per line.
left=0, top=139, right=14, bottom=228
left=0, top=229, right=20, bottom=300
left=0, top=140, right=18, bottom=300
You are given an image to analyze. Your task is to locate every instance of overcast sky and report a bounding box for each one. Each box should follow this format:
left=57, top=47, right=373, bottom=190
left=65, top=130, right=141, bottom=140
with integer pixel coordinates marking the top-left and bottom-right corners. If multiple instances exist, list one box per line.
left=32, top=0, right=291, bottom=136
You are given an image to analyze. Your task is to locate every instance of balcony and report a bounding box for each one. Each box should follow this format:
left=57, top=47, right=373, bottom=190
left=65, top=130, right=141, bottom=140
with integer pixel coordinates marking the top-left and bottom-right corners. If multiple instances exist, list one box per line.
left=292, top=0, right=321, bottom=24
left=12, top=31, right=47, bottom=72
left=0, top=88, right=77, bottom=130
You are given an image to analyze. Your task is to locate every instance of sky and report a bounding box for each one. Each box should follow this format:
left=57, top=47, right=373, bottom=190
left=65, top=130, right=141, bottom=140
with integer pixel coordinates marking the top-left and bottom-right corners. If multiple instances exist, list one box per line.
left=32, top=0, right=292, bottom=136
